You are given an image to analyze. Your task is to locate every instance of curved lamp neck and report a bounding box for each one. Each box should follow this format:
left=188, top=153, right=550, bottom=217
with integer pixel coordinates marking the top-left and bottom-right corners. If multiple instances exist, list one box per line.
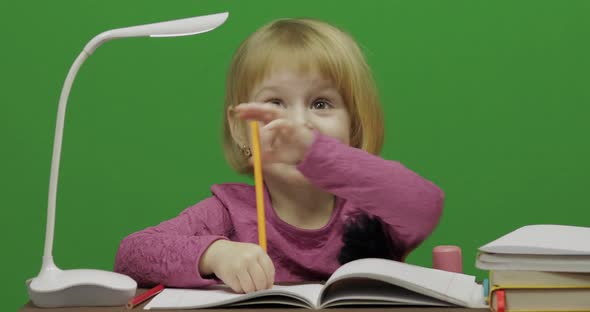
left=43, top=49, right=90, bottom=271
left=40, top=11, right=228, bottom=274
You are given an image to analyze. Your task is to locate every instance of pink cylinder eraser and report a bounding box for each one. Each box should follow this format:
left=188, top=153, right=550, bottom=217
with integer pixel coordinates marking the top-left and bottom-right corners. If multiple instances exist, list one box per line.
left=432, top=245, right=463, bottom=273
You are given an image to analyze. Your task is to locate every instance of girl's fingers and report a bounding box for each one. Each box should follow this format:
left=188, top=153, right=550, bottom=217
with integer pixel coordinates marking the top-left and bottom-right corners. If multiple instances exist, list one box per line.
left=261, top=119, right=293, bottom=152
left=248, top=145, right=279, bottom=164
left=236, top=269, right=256, bottom=293
left=261, top=150, right=279, bottom=164
left=260, top=121, right=280, bottom=151
left=264, top=118, right=294, bottom=135
left=226, top=274, right=243, bottom=293
left=234, top=102, right=277, bottom=112
left=248, top=262, right=270, bottom=291
left=236, top=103, right=284, bottom=123
left=259, top=255, right=276, bottom=289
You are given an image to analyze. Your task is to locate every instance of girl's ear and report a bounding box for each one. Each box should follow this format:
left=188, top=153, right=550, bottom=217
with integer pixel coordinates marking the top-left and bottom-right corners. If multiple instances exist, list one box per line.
left=227, top=106, right=247, bottom=146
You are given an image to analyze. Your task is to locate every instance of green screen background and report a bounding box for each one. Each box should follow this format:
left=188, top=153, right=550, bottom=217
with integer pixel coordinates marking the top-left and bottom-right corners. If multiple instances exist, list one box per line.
left=2, top=1, right=589, bottom=310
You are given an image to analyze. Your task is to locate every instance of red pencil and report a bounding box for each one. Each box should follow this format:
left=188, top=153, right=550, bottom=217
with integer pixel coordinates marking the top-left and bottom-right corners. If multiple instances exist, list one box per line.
left=126, top=284, right=165, bottom=309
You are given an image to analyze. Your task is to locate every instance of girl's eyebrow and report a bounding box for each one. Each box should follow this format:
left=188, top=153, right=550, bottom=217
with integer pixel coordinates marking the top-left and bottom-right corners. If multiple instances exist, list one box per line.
left=253, top=86, right=282, bottom=98
left=253, top=81, right=338, bottom=98
left=311, top=83, right=342, bottom=97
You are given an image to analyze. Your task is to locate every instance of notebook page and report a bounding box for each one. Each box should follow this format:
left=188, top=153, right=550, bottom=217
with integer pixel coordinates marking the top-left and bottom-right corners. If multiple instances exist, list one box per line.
left=323, top=258, right=486, bottom=308
left=144, top=284, right=323, bottom=310
left=320, top=278, right=450, bottom=308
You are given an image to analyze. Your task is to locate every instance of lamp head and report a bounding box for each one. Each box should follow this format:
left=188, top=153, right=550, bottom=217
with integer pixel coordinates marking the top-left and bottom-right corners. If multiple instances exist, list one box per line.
left=84, top=12, right=228, bottom=54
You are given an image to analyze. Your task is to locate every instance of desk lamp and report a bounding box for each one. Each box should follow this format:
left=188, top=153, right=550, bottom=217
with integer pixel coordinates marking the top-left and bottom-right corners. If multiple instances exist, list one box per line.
left=27, top=11, right=229, bottom=308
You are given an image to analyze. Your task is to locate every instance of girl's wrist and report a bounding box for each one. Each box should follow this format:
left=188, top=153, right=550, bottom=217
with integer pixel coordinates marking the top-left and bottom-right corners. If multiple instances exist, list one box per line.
left=199, top=239, right=229, bottom=276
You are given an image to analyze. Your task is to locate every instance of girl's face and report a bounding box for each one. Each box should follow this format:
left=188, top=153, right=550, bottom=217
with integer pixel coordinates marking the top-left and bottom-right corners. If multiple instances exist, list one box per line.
left=250, top=68, right=351, bottom=146
left=248, top=67, right=351, bottom=184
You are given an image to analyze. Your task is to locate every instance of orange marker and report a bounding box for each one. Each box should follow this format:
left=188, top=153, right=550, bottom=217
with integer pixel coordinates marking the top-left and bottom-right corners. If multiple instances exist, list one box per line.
left=250, top=121, right=267, bottom=252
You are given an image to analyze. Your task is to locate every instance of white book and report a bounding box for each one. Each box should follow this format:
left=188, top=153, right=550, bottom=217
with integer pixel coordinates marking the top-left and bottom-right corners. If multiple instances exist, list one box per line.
left=476, top=253, right=590, bottom=272
left=144, top=258, right=487, bottom=310
left=476, top=257, right=590, bottom=272
left=478, top=224, right=590, bottom=255
left=476, top=224, right=590, bottom=272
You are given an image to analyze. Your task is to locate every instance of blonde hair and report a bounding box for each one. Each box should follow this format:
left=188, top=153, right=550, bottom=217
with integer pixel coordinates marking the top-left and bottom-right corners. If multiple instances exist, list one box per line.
left=223, top=18, right=384, bottom=174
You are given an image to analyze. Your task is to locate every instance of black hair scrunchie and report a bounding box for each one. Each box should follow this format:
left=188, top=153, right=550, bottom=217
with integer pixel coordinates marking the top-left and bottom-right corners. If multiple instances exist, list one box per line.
left=338, top=212, right=405, bottom=265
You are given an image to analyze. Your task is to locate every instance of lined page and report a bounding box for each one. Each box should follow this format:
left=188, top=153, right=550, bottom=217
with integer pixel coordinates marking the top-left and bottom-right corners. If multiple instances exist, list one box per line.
left=144, top=284, right=323, bottom=310
left=324, top=258, right=486, bottom=308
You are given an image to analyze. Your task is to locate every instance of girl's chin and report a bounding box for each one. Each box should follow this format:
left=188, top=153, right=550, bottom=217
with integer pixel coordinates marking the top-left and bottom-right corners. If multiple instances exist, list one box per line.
left=262, top=163, right=310, bottom=185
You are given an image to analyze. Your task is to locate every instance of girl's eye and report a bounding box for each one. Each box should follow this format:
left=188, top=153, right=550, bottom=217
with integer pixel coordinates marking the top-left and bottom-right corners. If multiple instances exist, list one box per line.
left=266, top=99, right=283, bottom=107
left=311, top=99, right=331, bottom=110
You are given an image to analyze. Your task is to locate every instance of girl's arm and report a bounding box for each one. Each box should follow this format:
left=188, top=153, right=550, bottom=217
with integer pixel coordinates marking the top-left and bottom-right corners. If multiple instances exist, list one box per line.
left=114, top=196, right=232, bottom=287
left=233, top=103, right=442, bottom=255
left=297, top=132, right=444, bottom=253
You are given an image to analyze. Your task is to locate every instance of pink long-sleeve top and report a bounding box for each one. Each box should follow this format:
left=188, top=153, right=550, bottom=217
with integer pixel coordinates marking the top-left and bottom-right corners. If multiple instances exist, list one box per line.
left=114, top=132, right=444, bottom=287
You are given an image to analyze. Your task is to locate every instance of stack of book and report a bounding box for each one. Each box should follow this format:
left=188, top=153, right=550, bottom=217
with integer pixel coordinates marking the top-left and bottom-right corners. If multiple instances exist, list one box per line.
left=476, top=224, right=590, bottom=312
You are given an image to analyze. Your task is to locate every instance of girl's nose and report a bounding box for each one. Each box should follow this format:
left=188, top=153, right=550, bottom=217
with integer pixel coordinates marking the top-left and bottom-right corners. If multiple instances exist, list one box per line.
left=292, top=112, right=315, bottom=131
left=289, top=103, right=311, bottom=125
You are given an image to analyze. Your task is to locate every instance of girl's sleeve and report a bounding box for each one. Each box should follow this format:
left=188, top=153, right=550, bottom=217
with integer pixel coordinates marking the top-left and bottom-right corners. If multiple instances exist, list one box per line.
left=296, top=132, right=444, bottom=253
left=114, top=196, right=231, bottom=287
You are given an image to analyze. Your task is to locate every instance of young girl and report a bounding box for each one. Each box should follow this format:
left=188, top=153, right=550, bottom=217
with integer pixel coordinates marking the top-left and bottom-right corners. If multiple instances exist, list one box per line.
left=114, top=18, right=443, bottom=294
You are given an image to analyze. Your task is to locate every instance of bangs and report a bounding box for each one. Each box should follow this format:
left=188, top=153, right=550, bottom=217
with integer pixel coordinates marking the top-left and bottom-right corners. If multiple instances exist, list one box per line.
left=232, top=20, right=351, bottom=106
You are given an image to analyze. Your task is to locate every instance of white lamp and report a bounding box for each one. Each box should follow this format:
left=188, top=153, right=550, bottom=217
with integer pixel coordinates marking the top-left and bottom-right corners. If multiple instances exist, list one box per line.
left=27, top=11, right=229, bottom=308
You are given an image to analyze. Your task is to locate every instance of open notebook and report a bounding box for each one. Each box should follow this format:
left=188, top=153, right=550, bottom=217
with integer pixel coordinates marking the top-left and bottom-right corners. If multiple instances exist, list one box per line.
left=144, top=258, right=487, bottom=309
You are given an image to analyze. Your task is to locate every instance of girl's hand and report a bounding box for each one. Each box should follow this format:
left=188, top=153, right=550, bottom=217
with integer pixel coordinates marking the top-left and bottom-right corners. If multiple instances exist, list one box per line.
left=233, top=103, right=315, bottom=165
left=199, top=240, right=275, bottom=293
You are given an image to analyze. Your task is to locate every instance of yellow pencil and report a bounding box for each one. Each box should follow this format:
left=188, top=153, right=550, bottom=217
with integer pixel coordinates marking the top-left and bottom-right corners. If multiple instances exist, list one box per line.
left=250, top=121, right=267, bottom=252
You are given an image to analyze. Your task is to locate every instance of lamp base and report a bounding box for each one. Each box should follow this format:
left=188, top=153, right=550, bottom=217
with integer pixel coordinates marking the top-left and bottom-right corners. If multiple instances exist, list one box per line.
left=27, top=267, right=137, bottom=308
